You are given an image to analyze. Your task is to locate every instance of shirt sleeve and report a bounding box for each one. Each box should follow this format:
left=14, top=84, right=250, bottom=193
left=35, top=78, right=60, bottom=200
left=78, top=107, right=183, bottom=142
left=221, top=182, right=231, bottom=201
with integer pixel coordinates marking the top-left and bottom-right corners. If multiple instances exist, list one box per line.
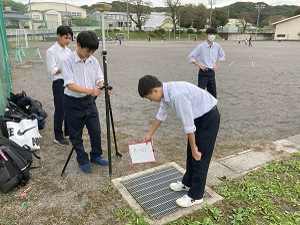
left=94, top=61, right=104, bottom=85
left=156, top=101, right=171, bottom=122
left=187, top=45, right=199, bottom=63
left=61, top=57, right=74, bottom=86
left=173, top=93, right=196, bottom=134
left=46, top=49, right=58, bottom=76
left=218, top=46, right=225, bottom=61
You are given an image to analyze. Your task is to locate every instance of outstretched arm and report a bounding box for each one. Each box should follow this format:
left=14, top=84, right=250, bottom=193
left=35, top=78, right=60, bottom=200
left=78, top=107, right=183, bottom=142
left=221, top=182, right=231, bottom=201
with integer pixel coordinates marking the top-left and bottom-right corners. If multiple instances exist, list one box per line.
left=145, top=119, right=162, bottom=143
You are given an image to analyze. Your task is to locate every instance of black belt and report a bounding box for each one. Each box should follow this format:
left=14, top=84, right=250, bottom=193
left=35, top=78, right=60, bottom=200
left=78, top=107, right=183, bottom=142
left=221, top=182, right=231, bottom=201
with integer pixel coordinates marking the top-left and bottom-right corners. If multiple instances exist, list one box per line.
left=65, top=94, right=91, bottom=101
left=53, top=79, right=63, bottom=83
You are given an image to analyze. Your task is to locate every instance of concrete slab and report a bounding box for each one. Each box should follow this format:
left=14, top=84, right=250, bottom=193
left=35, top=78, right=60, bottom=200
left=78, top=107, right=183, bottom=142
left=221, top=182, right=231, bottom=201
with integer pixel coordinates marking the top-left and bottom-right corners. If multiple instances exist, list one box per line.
left=219, top=149, right=280, bottom=174
left=273, top=139, right=300, bottom=154
left=207, top=162, right=237, bottom=186
left=112, top=162, right=223, bottom=225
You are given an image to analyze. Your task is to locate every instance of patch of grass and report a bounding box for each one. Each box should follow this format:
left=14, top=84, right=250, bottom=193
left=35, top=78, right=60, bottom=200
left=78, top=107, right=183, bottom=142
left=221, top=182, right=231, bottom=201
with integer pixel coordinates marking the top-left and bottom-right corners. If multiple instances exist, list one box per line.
left=115, top=207, right=149, bottom=225
left=168, top=153, right=300, bottom=225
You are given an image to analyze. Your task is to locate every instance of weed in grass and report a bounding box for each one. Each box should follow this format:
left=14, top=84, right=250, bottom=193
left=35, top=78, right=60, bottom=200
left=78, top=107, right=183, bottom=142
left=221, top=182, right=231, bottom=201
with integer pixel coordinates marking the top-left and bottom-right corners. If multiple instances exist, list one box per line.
left=115, top=207, right=149, bottom=225
left=202, top=204, right=223, bottom=222
left=228, top=207, right=245, bottom=224
left=100, top=184, right=114, bottom=193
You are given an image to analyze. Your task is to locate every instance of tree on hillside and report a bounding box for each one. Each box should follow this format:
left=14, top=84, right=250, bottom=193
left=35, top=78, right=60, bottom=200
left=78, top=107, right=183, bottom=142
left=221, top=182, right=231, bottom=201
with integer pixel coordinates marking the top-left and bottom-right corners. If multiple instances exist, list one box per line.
left=293, top=7, right=300, bottom=16
left=80, top=5, right=94, bottom=15
left=164, top=0, right=181, bottom=35
left=240, top=11, right=254, bottom=32
left=211, top=8, right=228, bottom=28
left=125, top=0, right=152, bottom=32
left=192, top=4, right=208, bottom=32
left=2, top=0, right=28, bottom=13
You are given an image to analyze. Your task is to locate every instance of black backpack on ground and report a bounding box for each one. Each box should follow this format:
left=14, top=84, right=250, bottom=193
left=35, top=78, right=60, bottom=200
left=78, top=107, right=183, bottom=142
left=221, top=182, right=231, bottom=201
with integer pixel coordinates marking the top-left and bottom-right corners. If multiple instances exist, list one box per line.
left=0, top=145, right=30, bottom=193
left=0, top=136, right=41, bottom=168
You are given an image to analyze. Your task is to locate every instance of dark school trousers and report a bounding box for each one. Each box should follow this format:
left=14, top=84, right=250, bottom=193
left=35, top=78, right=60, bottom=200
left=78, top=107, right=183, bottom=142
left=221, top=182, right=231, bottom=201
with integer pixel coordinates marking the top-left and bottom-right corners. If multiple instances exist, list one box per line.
left=198, top=69, right=217, bottom=98
left=182, top=106, right=220, bottom=200
left=64, top=95, right=103, bottom=166
left=52, top=79, right=68, bottom=140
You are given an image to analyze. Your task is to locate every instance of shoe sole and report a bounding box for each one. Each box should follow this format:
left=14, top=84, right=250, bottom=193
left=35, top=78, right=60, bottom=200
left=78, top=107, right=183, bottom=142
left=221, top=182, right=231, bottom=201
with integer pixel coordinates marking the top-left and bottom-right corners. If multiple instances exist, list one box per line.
left=54, top=139, right=69, bottom=147
left=176, top=198, right=203, bottom=207
left=90, top=161, right=108, bottom=166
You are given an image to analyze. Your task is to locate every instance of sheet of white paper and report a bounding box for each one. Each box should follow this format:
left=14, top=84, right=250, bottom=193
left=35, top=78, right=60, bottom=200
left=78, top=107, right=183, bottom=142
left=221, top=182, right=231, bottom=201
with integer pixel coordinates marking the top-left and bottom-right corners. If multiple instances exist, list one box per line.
left=128, top=142, right=155, bottom=164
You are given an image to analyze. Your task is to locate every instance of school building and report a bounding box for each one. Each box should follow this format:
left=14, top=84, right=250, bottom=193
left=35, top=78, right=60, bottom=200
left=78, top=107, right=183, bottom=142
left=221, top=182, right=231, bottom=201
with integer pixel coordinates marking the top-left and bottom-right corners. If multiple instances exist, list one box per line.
left=272, top=14, right=300, bottom=41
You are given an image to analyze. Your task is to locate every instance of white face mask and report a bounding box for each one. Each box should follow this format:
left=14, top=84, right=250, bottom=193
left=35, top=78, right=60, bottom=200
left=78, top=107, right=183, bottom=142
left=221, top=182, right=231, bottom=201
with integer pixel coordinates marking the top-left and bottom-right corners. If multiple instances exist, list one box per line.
left=207, top=35, right=216, bottom=42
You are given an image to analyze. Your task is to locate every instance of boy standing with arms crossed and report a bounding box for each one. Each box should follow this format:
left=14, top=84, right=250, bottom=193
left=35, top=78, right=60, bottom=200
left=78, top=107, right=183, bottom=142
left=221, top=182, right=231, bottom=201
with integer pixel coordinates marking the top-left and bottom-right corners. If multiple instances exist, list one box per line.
left=46, top=25, right=73, bottom=146
left=187, top=27, right=225, bottom=98
left=138, top=75, right=220, bottom=208
left=61, top=31, right=109, bottom=174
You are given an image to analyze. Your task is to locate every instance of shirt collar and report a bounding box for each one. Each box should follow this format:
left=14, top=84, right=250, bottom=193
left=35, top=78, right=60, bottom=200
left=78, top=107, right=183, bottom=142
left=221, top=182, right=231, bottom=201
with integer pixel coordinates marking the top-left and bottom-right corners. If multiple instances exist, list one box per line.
left=206, top=41, right=214, bottom=48
left=162, top=82, right=170, bottom=102
left=74, top=49, right=92, bottom=63
left=55, top=41, right=64, bottom=51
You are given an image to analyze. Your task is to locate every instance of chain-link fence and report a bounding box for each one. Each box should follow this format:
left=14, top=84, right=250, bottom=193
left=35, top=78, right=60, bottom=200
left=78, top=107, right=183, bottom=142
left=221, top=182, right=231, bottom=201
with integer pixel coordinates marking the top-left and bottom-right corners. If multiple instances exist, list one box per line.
left=0, top=0, right=12, bottom=116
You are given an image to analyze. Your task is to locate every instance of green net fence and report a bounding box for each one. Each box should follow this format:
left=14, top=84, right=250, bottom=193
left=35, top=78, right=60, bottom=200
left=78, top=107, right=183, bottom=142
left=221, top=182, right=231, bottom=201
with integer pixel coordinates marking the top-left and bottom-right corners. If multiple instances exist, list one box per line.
left=0, top=0, right=12, bottom=116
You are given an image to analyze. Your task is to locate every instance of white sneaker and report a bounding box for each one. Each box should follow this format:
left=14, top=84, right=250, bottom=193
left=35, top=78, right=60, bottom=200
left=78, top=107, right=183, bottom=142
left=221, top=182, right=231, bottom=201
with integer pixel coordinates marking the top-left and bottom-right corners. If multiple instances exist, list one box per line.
left=169, top=181, right=190, bottom=192
left=176, top=194, right=203, bottom=208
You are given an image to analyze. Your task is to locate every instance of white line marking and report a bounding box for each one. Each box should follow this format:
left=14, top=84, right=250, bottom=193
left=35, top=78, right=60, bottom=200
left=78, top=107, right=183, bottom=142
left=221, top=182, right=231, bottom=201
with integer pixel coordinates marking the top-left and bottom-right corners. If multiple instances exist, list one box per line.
left=229, top=61, right=234, bottom=66
left=252, top=61, right=255, bottom=67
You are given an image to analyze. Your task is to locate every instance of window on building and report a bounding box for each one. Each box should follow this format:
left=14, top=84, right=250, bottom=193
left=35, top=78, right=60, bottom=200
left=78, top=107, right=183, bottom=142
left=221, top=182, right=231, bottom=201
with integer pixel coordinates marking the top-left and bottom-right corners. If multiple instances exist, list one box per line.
left=77, top=12, right=82, bottom=17
left=277, top=34, right=285, bottom=37
left=112, top=15, right=115, bottom=19
left=33, top=15, right=40, bottom=19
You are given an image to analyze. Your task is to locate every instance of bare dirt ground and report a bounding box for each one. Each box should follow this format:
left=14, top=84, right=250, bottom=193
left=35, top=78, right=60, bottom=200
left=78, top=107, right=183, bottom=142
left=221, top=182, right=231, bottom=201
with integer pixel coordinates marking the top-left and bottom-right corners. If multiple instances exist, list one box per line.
left=2, top=39, right=300, bottom=224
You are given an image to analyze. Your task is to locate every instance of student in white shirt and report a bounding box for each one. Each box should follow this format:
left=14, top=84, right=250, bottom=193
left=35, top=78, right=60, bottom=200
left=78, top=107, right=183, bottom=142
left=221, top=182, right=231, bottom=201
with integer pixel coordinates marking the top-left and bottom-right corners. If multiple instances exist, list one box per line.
left=187, top=27, right=225, bottom=98
left=61, top=31, right=110, bottom=174
left=138, top=75, right=220, bottom=208
left=46, top=26, right=73, bottom=146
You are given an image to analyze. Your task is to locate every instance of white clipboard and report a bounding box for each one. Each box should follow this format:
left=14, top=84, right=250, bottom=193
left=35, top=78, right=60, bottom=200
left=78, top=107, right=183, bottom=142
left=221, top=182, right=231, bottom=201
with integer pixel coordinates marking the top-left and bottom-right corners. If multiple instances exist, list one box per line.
left=128, top=141, right=156, bottom=164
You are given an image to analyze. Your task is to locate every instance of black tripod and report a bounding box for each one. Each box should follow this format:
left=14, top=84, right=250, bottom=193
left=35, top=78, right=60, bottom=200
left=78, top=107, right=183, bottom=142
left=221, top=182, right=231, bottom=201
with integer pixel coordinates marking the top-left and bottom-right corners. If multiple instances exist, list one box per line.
left=61, top=51, right=122, bottom=177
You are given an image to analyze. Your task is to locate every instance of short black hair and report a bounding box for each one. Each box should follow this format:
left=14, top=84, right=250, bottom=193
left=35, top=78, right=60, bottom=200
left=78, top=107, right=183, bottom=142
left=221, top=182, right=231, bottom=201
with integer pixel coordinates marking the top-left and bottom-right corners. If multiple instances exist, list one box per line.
left=206, top=27, right=218, bottom=34
left=57, top=25, right=73, bottom=37
left=138, top=75, right=162, bottom=97
left=76, top=31, right=99, bottom=51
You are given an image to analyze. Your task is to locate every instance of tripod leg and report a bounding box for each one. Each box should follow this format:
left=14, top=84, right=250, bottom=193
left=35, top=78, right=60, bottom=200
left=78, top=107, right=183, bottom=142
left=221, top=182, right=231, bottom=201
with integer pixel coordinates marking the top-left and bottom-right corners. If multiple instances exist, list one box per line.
left=61, top=96, right=97, bottom=176
left=108, top=96, right=122, bottom=158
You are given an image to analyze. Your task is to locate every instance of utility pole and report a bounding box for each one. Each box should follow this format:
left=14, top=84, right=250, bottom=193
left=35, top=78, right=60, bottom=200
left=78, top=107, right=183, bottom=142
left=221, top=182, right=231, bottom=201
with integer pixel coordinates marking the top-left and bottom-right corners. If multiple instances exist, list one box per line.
left=255, top=3, right=265, bottom=40
left=127, top=0, right=129, bottom=39
left=28, top=0, right=35, bottom=40
left=208, top=0, right=216, bottom=27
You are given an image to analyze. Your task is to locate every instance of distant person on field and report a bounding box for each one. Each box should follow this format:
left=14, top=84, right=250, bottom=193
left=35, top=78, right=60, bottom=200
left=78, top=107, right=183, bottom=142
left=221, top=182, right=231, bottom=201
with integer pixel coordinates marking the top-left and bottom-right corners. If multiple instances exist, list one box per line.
left=118, top=35, right=122, bottom=45
left=138, top=75, right=220, bottom=208
left=46, top=25, right=73, bottom=147
left=115, top=36, right=118, bottom=45
left=248, top=36, right=252, bottom=47
left=245, top=38, right=248, bottom=45
left=187, top=27, right=225, bottom=98
left=238, top=37, right=241, bottom=44
left=61, top=31, right=110, bottom=174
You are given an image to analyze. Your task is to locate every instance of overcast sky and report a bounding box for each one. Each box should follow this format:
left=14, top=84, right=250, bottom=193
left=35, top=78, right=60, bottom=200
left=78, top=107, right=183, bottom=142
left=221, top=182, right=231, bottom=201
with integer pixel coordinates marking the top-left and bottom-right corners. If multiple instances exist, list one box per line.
left=15, top=0, right=300, bottom=8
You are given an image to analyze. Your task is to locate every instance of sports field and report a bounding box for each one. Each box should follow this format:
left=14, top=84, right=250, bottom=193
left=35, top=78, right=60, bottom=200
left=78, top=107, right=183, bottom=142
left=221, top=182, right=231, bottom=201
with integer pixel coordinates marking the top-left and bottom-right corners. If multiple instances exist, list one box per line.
left=6, top=39, right=300, bottom=223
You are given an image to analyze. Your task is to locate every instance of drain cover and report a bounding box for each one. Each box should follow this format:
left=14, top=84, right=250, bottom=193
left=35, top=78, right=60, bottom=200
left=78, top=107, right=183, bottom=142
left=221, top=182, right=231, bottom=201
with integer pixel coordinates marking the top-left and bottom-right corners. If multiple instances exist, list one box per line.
left=112, top=163, right=223, bottom=224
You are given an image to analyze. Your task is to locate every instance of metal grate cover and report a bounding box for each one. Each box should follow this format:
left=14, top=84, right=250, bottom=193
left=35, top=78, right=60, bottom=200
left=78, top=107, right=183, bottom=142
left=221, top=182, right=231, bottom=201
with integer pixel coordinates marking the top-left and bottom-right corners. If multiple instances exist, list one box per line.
left=121, top=166, right=211, bottom=219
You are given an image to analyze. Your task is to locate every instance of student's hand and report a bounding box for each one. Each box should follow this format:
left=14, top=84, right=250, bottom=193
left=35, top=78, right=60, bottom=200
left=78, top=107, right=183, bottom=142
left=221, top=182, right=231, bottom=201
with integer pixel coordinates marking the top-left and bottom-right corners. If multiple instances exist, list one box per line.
left=192, top=147, right=202, bottom=161
left=91, top=86, right=100, bottom=96
left=145, top=134, right=152, bottom=143
left=199, top=65, right=208, bottom=71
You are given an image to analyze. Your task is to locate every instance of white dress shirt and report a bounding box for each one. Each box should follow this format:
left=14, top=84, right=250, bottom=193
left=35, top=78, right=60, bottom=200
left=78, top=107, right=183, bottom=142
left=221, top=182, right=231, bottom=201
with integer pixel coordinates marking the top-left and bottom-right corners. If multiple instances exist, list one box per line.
left=45, top=42, right=71, bottom=81
left=61, top=50, right=104, bottom=98
left=187, top=41, right=225, bottom=69
left=156, top=82, right=218, bottom=134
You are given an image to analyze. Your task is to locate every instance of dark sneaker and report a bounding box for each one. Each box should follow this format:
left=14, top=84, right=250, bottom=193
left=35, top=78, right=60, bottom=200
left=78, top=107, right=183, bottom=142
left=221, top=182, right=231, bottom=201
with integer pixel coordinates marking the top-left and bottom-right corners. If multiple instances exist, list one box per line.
left=90, top=156, right=108, bottom=166
left=54, top=138, right=69, bottom=146
left=79, top=164, right=92, bottom=174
